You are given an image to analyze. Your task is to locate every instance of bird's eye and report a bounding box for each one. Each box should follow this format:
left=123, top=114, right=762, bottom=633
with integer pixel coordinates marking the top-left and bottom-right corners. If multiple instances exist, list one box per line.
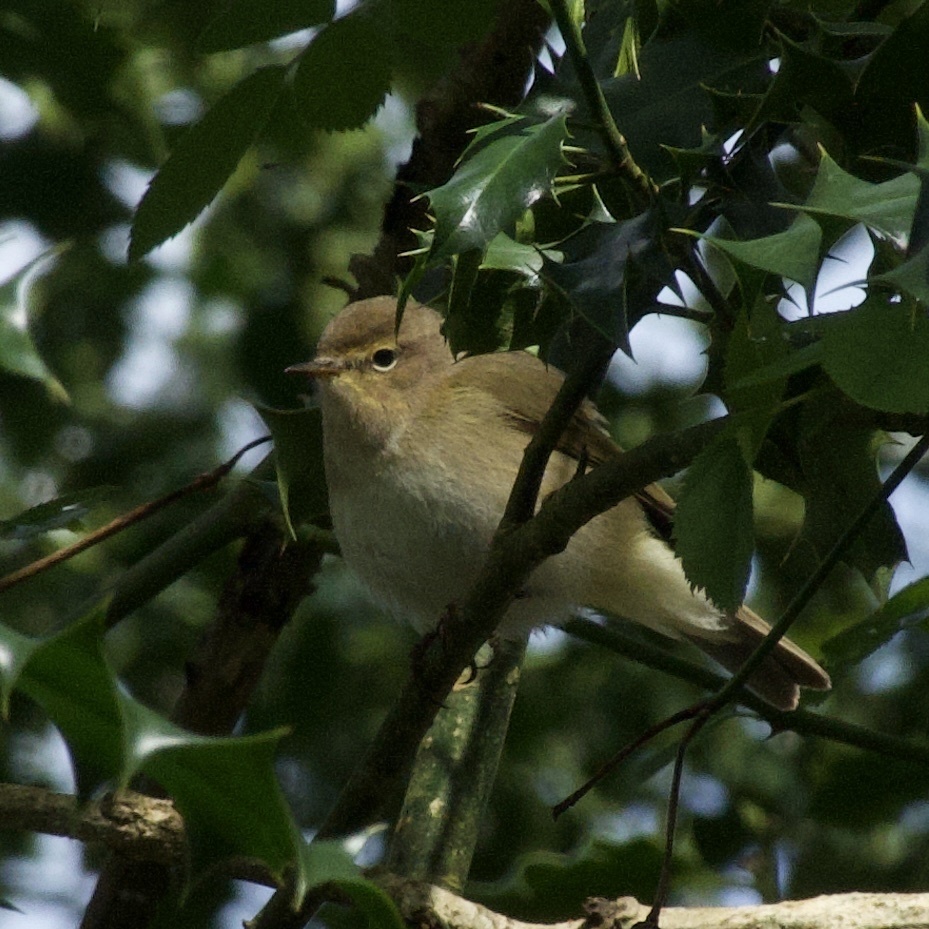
left=371, top=348, right=398, bottom=372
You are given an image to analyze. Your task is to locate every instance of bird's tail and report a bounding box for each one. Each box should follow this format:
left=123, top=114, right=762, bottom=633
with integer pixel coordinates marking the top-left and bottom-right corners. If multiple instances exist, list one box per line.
left=686, top=606, right=831, bottom=711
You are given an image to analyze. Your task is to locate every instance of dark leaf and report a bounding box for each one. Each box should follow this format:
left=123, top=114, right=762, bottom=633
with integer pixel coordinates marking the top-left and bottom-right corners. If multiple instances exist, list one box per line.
left=292, top=14, right=392, bottom=131
left=673, top=431, right=754, bottom=612
left=198, top=0, right=334, bottom=51
left=130, top=66, right=287, bottom=259
left=821, top=297, right=929, bottom=414
left=542, top=212, right=656, bottom=352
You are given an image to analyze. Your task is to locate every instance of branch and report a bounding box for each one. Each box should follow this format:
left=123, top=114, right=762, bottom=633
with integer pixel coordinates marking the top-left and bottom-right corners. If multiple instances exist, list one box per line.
left=6, top=782, right=927, bottom=929
left=379, top=876, right=929, bottom=929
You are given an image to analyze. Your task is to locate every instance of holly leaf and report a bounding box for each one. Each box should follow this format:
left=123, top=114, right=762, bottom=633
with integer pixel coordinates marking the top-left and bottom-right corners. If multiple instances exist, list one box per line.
left=689, top=213, right=822, bottom=289
left=427, top=115, right=568, bottom=259
left=121, top=697, right=299, bottom=882
left=257, top=405, right=328, bottom=538
left=542, top=212, right=655, bottom=352
left=14, top=608, right=125, bottom=799
left=778, top=150, right=919, bottom=242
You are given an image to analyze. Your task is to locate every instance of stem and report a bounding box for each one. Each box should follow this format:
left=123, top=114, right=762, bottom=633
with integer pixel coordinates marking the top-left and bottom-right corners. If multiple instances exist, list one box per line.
left=549, top=0, right=655, bottom=200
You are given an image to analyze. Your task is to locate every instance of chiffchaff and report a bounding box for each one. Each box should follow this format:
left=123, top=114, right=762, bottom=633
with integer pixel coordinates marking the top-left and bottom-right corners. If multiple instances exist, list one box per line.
left=288, top=296, right=830, bottom=710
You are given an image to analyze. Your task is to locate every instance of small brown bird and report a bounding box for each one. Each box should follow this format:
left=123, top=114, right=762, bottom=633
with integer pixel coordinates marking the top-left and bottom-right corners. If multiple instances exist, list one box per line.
left=288, top=296, right=830, bottom=710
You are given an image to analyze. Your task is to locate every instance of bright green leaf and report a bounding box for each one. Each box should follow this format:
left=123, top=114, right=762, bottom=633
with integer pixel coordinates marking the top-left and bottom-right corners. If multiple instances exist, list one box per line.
left=427, top=116, right=568, bottom=260
left=130, top=66, right=287, bottom=260
left=17, top=608, right=125, bottom=799
left=0, top=623, right=43, bottom=717
left=256, top=405, right=328, bottom=538
left=694, top=214, right=822, bottom=288
left=821, top=298, right=929, bottom=413
left=292, top=14, right=391, bottom=131
left=481, top=233, right=548, bottom=278
left=821, top=576, right=929, bottom=678
left=121, top=696, right=298, bottom=880
left=198, top=0, right=334, bottom=51
left=673, top=432, right=754, bottom=612
left=779, top=150, right=919, bottom=241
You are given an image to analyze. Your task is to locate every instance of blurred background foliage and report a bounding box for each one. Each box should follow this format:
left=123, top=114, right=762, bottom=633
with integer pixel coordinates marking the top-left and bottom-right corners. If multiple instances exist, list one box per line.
left=1, top=0, right=929, bottom=927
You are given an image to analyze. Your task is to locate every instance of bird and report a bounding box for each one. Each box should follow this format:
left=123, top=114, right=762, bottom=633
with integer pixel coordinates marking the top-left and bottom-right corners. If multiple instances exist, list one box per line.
left=287, top=296, right=830, bottom=710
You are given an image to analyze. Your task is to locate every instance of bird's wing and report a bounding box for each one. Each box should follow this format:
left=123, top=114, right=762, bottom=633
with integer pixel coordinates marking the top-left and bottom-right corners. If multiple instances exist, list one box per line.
left=446, top=351, right=675, bottom=539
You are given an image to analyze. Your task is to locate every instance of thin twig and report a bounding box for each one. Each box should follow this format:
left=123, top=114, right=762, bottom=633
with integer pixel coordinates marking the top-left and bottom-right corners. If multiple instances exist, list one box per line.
left=552, top=701, right=707, bottom=819
left=0, top=436, right=271, bottom=595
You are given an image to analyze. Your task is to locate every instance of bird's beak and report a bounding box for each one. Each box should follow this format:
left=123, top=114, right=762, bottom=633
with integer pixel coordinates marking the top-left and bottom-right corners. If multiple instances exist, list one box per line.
left=285, top=357, right=346, bottom=379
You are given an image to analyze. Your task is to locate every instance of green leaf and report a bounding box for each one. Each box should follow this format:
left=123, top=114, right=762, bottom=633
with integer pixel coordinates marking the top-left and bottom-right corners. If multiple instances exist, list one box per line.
left=295, top=839, right=360, bottom=901
left=873, top=246, right=929, bottom=305
left=16, top=608, right=125, bottom=799
left=0, top=245, right=70, bottom=399
left=198, top=0, right=334, bottom=51
left=692, top=214, right=822, bottom=289
left=729, top=341, right=824, bottom=390
left=121, top=697, right=299, bottom=881
left=427, top=116, right=568, bottom=260
left=673, top=432, right=754, bottom=612
left=129, top=66, right=287, bottom=260
left=779, top=150, right=919, bottom=241
left=820, top=577, right=929, bottom=678
left=821, top=297, right=929, bottom=413
left=294, top=840, right=402, bottom=921
left=257, top=405, right=328, bottom=538
left=750, top=32, right=854, bottom=132
left=853, top=1, right=929, bottom=162
left=292, top=14, right=391, bottom=131
left=2, top=605, right=306, bottom=884
left=0, top=487, right=114, bottom=540
left=338, top=879, right=406, bottom=929
left=482, top=233, right=548, bottom=278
